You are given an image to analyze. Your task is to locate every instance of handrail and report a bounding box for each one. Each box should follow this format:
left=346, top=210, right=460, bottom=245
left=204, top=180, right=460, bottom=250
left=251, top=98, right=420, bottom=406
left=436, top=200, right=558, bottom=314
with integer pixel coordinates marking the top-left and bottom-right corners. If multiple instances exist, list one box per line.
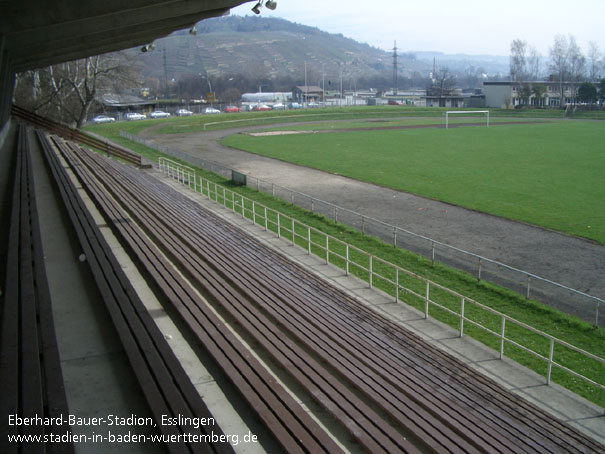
left=159, top=157, right=605, bottom=409
left=11, top=105, right=143, bottom=167
left=132, top=132, right=603, bottom=326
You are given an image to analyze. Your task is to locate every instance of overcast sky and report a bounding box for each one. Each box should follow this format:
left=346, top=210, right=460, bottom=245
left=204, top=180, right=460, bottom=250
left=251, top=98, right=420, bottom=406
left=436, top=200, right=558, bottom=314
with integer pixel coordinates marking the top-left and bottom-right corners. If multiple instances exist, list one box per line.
left=231, top=0, right=604, bottom=56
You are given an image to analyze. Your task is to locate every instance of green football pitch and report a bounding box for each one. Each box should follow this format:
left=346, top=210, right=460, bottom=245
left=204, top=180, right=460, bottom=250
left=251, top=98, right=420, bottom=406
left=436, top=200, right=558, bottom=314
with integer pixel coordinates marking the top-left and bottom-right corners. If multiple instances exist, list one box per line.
left=221, top=120, right=605, bottom=244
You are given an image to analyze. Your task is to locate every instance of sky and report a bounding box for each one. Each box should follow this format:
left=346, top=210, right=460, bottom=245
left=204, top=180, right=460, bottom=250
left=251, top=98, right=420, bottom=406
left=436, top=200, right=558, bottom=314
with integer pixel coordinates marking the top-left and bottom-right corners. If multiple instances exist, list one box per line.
left=230, top=0, right=605, bottom=56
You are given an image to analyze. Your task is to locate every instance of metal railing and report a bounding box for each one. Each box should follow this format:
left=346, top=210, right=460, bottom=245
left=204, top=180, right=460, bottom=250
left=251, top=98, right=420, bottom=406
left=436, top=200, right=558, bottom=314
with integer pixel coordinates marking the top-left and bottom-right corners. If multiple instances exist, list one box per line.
left=126, top=132, right=604, bottom=326
left=159, top=156, right=605, bottom=408
left=12, top=105, right=143, bottom=167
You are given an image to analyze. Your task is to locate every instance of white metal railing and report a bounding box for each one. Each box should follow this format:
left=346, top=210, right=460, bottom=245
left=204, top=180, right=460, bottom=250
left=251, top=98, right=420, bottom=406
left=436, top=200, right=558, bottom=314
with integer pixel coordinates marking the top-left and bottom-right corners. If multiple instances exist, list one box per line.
left=126, top=132, right=604, bottom=327
left=158, top=157, right=605, bottom=408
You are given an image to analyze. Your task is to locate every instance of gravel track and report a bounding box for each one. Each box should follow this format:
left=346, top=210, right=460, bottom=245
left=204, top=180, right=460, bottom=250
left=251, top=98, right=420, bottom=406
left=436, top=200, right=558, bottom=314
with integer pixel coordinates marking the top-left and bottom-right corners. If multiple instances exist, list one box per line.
left=146, top=120, right=605, bottom=326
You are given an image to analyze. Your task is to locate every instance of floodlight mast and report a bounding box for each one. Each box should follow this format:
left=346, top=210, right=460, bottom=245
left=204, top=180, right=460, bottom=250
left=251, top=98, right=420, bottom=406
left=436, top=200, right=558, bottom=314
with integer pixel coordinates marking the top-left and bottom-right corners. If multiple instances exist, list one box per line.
left=445, top=110, right=490, bottom=129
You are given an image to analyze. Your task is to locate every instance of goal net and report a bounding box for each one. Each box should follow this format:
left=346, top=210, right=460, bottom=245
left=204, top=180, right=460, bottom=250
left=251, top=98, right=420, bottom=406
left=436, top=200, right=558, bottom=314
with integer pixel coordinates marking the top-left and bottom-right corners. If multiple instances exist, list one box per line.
left=445, top=110, right=490, bottom=129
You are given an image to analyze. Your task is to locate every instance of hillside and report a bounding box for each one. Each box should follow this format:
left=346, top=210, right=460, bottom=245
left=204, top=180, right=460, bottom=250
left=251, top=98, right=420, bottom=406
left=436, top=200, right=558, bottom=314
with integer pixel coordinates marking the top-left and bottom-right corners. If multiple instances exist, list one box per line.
left=134, top=15, right=430, bottom=85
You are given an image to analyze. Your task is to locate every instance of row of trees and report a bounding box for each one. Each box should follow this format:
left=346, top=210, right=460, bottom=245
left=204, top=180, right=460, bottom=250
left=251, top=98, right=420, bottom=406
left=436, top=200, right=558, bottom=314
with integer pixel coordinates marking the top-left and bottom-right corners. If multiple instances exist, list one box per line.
left=510, top=35, right=604, bottom=105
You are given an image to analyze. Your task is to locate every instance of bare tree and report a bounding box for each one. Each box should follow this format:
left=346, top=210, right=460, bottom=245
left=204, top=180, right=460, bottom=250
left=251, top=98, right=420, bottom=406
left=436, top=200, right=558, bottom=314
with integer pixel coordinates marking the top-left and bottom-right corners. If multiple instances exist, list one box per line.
left=427, top=67, right=456, bottom=101
left=587, top=41, right=602, bottom=82
left=510, top=39, right=528, bottom=84
left=527, top=46, right=541, bottom=80
left=510, top=39, right=530, bottom=106
left=567, top=35, right=586, bottom=100
left=14, top=52, right=141, bottom=128
left=549, top=34, right=570, bottom=105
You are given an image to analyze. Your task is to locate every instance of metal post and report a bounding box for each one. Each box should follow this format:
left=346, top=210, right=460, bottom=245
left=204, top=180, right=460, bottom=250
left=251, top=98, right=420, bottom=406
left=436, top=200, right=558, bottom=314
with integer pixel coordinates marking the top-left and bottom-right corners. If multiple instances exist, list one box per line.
left=460, top=297, right=465, bottom=337
left=431, top=241, right=435, bottom=265
left=325, top=235, right=329, bottom=264
left=526, top=275, right=531, bottom=299
left=222, top=186, right=226, bottom=205
left=369, top=256, right=373, bottom=289
left=272, top=183, right=275, bottom=197
left=547, top=339, right=555, bottom=385
left=264, top=207, right=268, bottom=231
left=277, top=213, right=281, bottom=238
left=395, top=268, right=399, bottom=303
left=291, top=191, right=294, bottom=205
left=206, top=180, right=210, bottom=198
left=252, top=201, right=256, bottom=225
left=478, top=258, right=482, bottom=281
left=500, top=317, right=506, bottom=359
left=362, top=216, right=365, bottom=233
left=425, top=282, right=430, bottom=319
left=311, top=199, right=314, bottom=212
left=595, top=301, right=601, bottom=328
left=292, top=219, right=295, bottom=245
left=334, top=207, right=338, bottom=222
left=346, top=245, right=350, bottom=276
left=393, top=227, right=397, bottom=246
left=308, top=227, right=311, bottom=254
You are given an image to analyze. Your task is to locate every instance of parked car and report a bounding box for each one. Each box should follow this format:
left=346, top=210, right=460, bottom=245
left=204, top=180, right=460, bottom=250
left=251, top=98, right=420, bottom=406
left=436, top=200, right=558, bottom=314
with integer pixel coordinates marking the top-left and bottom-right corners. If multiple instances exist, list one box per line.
left=91, top=115, right=115, bottom=124
left=272, top=103, right=286, bottom=110
left=149, top=110, right=171, bottom=118
left=289, top=102, right=302, bottom=109
left=125, top=112, right=146, bottom=121
left=176, top=109, right=193, bottom=116
left=253, top=104, right=272, bottom=111
left=203, top=107, right=221, bottom=114
left=307, top=102, right=321, bottom=108
left=224, top=106, right=241, bottom=113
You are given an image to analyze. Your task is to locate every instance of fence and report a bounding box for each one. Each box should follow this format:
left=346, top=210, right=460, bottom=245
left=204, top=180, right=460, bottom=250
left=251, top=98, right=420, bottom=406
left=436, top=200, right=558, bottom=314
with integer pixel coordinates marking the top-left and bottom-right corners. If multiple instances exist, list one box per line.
left=158, top=156, right=605, bottom=410
left=122, top=131, right=603, bottom=327
left=12, top=105, right=143, bottom=167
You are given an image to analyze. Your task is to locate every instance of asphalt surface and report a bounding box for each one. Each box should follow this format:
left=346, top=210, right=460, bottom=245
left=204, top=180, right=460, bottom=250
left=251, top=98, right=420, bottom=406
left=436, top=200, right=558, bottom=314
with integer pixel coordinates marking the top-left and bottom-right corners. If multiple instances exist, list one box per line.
left=148, top=121, right=605, bottom=326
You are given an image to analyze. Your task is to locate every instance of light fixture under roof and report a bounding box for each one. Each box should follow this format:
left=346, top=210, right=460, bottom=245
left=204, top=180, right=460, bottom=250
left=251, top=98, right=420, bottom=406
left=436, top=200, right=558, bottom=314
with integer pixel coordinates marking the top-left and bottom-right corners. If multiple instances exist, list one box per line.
left=265, top=0, right=277, bottom=10
left=251, top=1, right=262, bottom=14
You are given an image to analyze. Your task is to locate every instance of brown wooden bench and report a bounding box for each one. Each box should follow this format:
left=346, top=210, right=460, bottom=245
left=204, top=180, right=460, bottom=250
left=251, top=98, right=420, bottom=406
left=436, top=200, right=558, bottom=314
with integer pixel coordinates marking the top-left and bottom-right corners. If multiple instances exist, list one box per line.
left=0, top=125, right=73, bottom=454
left=50, top=133, right=605, bottom=454
left=37, top=132, right=235, bottom=454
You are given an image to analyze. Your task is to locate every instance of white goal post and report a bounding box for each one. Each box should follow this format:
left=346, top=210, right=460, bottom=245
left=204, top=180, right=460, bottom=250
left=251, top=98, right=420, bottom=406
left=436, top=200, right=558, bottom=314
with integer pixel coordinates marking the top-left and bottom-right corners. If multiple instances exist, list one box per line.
left=445, top=110, right=490, bottom=129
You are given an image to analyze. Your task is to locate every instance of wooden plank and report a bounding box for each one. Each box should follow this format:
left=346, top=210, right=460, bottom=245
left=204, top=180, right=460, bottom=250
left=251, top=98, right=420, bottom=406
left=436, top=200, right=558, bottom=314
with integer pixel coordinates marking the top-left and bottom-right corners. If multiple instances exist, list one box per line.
left=56, top=138, right=344, bottom=454
left=57, top=135, right=605, bottom=454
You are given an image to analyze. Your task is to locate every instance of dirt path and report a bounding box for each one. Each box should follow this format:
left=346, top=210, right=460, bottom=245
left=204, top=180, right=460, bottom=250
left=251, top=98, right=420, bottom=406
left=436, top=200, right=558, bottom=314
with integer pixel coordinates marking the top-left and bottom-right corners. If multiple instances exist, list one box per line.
left=147, top=121, right=605, bottom=326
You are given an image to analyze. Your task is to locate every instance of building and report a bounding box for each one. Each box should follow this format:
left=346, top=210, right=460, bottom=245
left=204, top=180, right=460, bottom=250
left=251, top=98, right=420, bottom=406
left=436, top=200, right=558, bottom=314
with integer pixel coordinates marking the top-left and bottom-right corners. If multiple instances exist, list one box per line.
left=483, top=81, right=579, bottom=108
left=292, top=86, right=324, bottom=104
left=241, top=92, right=290, bottom=104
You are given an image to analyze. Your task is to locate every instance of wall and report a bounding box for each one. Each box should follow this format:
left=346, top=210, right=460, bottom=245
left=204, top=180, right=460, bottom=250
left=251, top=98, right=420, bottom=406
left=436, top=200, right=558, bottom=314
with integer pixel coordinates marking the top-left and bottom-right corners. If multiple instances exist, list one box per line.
left=484, top=84, right=512, bottom=108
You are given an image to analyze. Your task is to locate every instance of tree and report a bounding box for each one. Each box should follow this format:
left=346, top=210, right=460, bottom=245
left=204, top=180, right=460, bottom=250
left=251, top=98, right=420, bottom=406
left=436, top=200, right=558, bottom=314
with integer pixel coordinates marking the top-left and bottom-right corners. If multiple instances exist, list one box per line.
left=531, top=84, right=547, bottom=107
left=587, top=42, right=602, bottom=82
left=510, top=39, right=528, bottom=84
left=598, top=78, right=605, bottom=105
left=567, top=35, right=586, bottom=100
left=519, top=83, right=532, bottom=105
left=577, top=82, right=597, bottom=106
left=527, top=46, right=542, bottom=80
left=549, top=35, right=569, bottom=104
left=14, top=53, right=141, bottom=128
left=426, top=67, right=456, bottom=99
